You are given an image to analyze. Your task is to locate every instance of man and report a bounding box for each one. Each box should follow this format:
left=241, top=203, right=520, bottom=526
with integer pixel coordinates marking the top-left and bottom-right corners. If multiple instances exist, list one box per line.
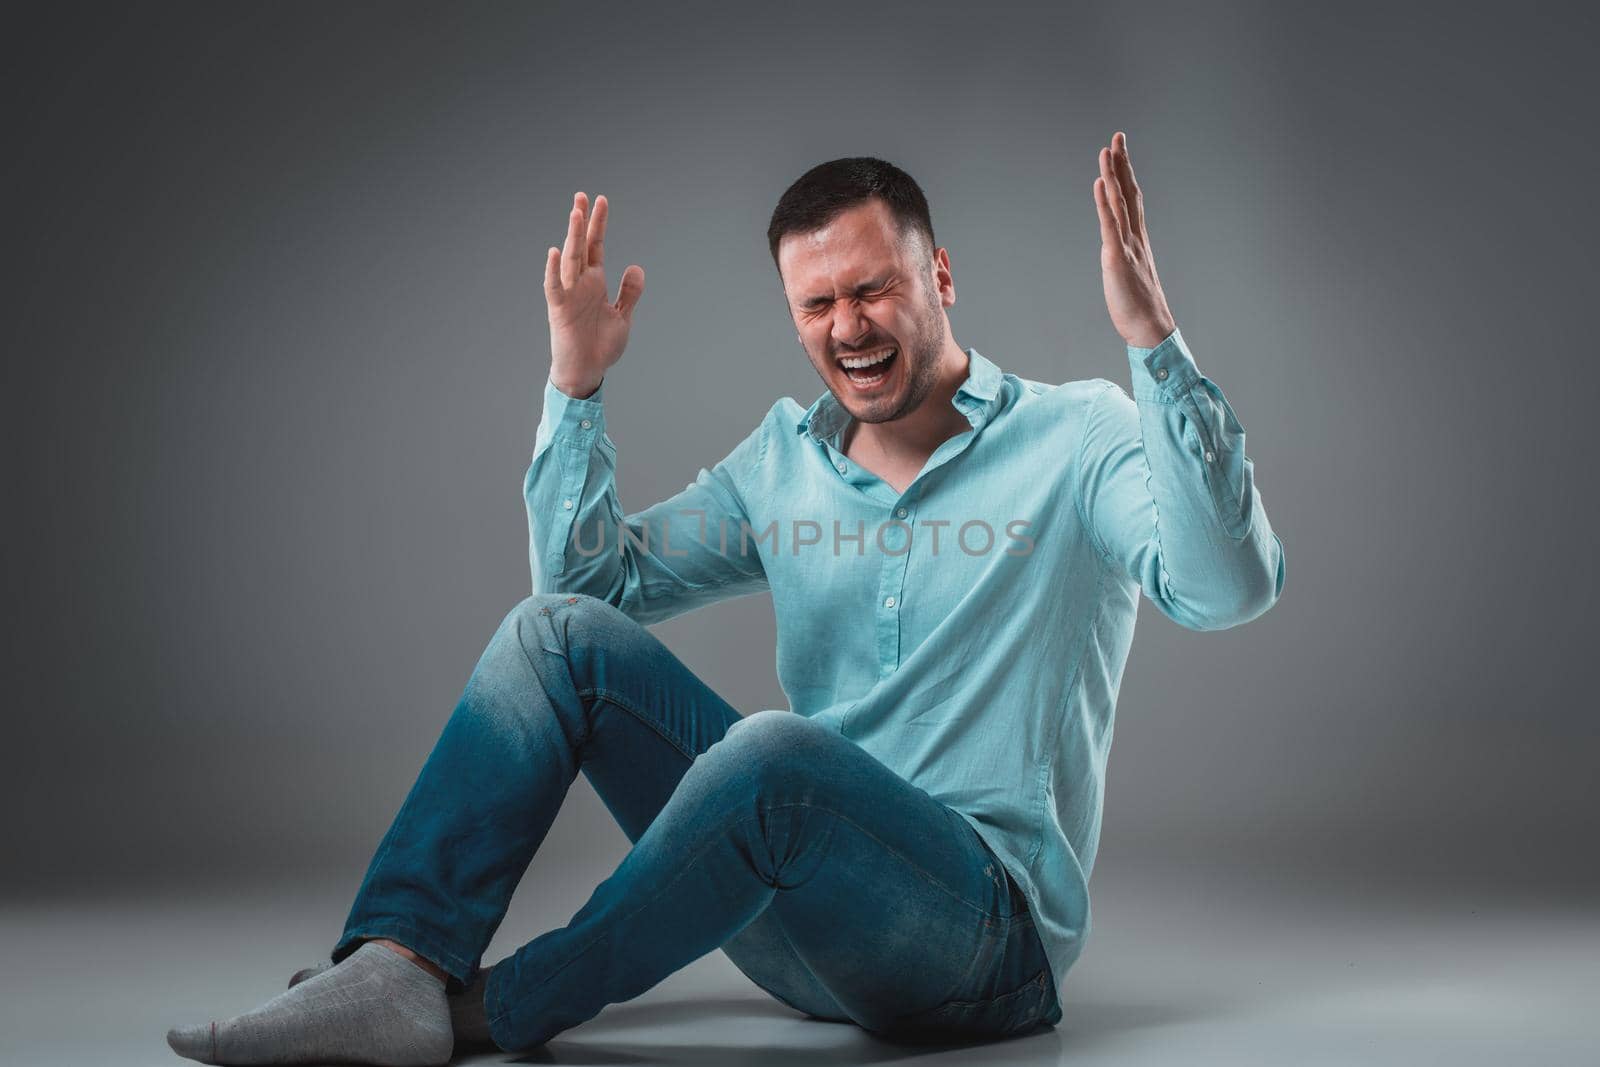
left=167, top=132, right=1285, bottom=1064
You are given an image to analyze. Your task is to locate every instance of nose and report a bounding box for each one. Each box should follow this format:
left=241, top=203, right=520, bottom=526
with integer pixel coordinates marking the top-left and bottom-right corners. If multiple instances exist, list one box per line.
left=830, top=298, right=871, bottom=351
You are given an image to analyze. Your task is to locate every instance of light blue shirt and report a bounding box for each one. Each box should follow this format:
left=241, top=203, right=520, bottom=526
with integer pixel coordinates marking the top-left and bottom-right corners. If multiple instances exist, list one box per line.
left=525, top=328, right=1286, bottom=1007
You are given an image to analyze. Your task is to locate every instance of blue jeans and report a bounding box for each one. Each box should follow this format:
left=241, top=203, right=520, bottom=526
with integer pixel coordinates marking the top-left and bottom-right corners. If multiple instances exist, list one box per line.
left=332, top=592, right=1062, bottom=1051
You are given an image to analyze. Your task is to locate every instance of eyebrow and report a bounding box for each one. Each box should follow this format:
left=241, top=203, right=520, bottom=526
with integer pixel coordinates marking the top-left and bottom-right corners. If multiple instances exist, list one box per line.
left=799, top=275, right=893, bottom=310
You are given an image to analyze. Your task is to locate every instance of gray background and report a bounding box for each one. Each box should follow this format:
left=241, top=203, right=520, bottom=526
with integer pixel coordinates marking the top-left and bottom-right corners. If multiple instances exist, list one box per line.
left=5, top=2, right=1597, bottom=1063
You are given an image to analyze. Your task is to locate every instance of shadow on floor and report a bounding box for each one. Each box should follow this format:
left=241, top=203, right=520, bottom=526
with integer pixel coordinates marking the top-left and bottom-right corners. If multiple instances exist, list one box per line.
left=466, top=989, right=1234, bottom=1066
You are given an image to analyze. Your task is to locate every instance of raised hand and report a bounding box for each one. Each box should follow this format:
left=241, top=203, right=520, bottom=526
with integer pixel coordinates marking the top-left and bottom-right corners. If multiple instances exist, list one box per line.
left=543, top=191, right=646, bottom=399
left=1093, top=132, right=1177, bottom=349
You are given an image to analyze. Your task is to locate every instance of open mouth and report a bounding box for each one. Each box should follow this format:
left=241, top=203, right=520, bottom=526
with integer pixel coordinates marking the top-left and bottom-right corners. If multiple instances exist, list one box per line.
left=837, top=346, right=897, bottom=389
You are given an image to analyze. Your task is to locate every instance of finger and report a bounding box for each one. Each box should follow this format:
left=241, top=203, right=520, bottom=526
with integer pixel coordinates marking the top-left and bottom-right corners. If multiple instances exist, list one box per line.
left=560, top=191, right=588, bottom=289
left=586, top=194, right=608, bottom=269
left=543, top=245, right=561, bottom=295
left=1112, top=132, right=1145, bottom=237
left=1093, top=178, right=1120, bottom=247
left=1099, top=147, right=1131, bottom=242
left=614, top=264, right=645, bottom=319
left=1099, top=147, right=1130, bottom=240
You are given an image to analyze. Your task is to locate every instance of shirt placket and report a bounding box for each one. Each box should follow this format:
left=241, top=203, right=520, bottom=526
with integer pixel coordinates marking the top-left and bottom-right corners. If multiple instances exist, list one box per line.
left=876, top=496, right=916, bottom=678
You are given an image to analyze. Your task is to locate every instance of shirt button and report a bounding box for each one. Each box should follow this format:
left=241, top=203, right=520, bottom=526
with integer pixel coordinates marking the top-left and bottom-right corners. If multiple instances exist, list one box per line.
left=1155, top=367, right=1169, bottom=381
left=895, top=507, right=908, bottom=518
left=836, top=461, right=847, bottom=473
left=1204, top=450, right=1216, bottom=463
left=884, top=596, right=896, bottom=608
left=563, top=499, right=574, bottom=509
left=579, top=419, right=591, bottom=429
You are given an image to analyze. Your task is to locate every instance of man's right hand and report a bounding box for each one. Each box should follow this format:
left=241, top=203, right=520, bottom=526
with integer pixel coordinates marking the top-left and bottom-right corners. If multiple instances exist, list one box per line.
left=543, top=191, right=645, bottom=399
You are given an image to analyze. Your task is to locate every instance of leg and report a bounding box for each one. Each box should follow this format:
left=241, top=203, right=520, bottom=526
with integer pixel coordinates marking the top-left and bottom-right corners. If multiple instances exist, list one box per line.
left=305, top=592, right=836, bottom=1028
left=483, top=708, right=1059, bottom=1051
left=332, top=592, right=750, bottom=987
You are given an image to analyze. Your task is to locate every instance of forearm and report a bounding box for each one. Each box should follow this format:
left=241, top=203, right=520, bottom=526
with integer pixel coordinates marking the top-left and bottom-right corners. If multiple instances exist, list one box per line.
left=526, top=376, right=628, bottom=602
left=1083, top=328, right=1286, bottom=630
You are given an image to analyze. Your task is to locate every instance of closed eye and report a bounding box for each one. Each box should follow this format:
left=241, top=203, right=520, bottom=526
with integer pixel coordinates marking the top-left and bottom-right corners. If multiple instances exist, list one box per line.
left=799, top=278, right=895, bottom=313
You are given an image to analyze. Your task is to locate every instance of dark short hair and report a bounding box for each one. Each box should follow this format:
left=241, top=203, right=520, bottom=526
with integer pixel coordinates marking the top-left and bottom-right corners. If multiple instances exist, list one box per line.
left=766, top=157, right=936, bottom=272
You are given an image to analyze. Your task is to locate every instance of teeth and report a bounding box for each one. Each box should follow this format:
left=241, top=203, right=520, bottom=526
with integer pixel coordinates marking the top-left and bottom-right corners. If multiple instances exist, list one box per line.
left=840, top=348, right=895, bottom=369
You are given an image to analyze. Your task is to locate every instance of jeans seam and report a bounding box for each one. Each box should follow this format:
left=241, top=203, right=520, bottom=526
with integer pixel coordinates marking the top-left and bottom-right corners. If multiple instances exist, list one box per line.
left=577, top=686, right=699, bottom=763
left=518, top=596, right=712, bottom=765
left=917, top=915, right=996, bottom=1018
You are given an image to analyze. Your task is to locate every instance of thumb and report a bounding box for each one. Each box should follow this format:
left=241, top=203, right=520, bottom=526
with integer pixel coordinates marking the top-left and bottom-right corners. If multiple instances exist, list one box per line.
left=614, top=264, right=645, bottom=319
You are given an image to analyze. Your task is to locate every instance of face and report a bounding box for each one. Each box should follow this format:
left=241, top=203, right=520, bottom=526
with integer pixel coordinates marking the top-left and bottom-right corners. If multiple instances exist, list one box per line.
left=777, top=198, right=955, bottom=425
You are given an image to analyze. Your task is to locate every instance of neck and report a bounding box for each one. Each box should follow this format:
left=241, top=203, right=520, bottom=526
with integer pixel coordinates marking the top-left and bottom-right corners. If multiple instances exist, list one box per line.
left=844, top=337, right=973, bottom=463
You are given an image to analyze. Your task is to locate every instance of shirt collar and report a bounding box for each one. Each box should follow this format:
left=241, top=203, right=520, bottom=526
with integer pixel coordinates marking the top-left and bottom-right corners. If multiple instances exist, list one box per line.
left=794, top=346, right=1004, bottom=443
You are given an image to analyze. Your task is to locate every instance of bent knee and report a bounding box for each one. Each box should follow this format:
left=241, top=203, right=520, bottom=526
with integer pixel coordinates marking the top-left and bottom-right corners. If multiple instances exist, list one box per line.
left=725, top=708, right=828, bottom=744
left=508, top=591, right=629, bottom=634
left=713, top=710, right=845, bottom=785
left=501, top=592, right=654, bottom=685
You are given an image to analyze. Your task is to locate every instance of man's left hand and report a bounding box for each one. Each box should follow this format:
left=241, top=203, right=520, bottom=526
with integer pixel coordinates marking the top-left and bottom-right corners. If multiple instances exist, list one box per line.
left=1094, top=131, right=1177, bottom=348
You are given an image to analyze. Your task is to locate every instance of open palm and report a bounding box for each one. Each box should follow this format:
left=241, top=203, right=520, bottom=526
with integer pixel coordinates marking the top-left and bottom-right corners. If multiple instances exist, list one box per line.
left=544, top=192, right=645, bottom=398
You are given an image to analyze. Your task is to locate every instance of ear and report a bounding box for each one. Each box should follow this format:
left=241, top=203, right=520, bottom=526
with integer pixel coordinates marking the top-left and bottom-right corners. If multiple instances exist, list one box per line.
left=932, top=246, right=955, bottom=308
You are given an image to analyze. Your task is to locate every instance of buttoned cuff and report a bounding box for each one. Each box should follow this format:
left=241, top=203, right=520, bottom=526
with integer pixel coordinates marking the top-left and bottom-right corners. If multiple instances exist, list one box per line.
left=1127, top=327, right=1201, bottom=403
left=539, top=376, right=607, bottom=449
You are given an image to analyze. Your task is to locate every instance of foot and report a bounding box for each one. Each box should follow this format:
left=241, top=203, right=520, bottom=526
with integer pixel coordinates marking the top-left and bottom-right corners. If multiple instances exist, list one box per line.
left=166, top=942, right=453, bottom=1065
left=290, top=956, right=498, bottom=1051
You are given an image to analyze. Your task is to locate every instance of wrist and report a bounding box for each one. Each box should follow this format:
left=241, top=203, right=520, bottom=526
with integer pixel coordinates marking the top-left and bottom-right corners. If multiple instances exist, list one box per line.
left=548, top=372, right=603, bottom=400
left=1124, top=317, right=1177, bottom=349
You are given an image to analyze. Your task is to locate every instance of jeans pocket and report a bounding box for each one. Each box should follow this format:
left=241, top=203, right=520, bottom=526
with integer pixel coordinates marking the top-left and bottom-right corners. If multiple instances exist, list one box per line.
left=882, top=966, right=1052, bottom=1044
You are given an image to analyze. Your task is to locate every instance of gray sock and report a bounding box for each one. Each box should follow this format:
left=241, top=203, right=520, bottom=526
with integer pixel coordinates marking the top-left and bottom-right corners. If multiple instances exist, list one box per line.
left=166, top=942, right=453, bottom=1066
left=289, top=956, right=497, bottom=1050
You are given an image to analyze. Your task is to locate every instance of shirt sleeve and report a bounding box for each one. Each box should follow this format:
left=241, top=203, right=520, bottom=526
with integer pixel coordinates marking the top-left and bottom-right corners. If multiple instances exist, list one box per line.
left=1075, top=328, right=1286, bottom=631
left=524, top=377, right=771, bottom=626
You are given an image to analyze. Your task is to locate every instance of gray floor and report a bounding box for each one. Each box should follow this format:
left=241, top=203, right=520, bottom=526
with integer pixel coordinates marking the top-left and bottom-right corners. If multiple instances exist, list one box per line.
left=5, top=849, right=1595, bottom=1066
